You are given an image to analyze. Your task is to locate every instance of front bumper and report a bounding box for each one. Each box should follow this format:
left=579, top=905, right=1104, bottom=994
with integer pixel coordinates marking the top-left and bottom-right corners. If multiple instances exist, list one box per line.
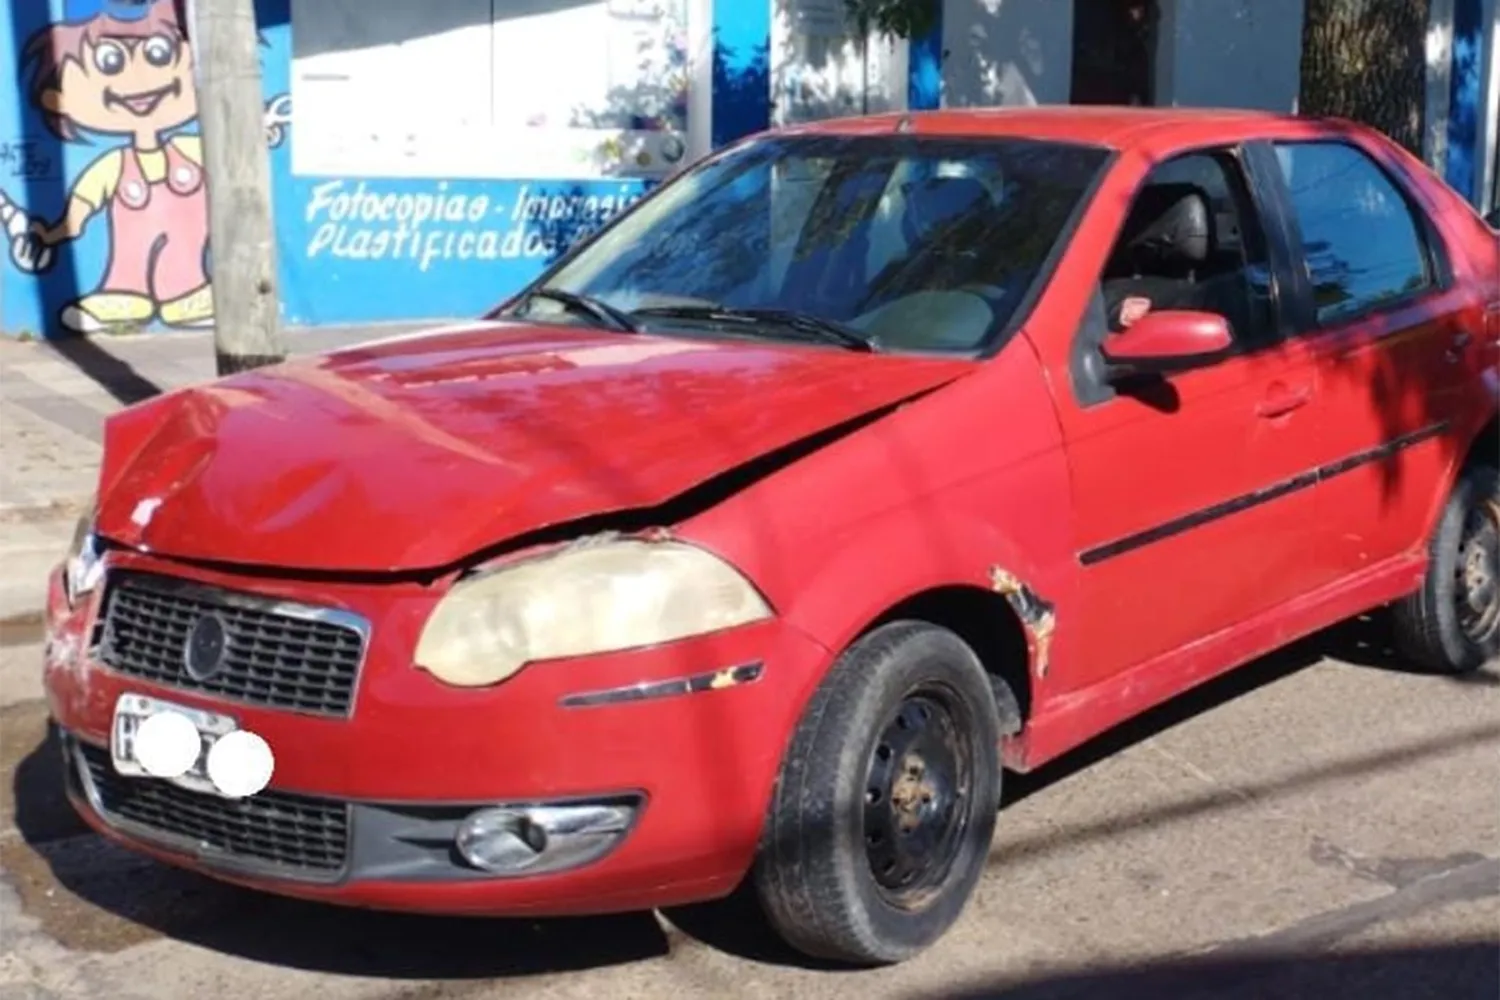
left=42, top=551, right=832, bottom=915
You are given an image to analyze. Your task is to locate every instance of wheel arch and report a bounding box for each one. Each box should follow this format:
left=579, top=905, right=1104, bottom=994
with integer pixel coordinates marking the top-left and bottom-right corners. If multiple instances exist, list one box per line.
left=867, top=586, right=1031, bottom=735
left=775, top=509, right=1069, bottom=740
left=1463, top=411, right=1499, bottom=471
left=1414, top=406, right=1500, bottom=551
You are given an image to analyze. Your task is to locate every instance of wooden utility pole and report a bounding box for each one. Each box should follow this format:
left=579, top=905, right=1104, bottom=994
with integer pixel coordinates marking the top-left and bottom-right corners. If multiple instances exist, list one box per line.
left=187, top=0, right=285, bottom=375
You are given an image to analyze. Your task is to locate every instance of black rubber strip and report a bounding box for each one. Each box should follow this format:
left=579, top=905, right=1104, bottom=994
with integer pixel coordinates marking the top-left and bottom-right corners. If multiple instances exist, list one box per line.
left=1080, top=422, right=1449, bottom=566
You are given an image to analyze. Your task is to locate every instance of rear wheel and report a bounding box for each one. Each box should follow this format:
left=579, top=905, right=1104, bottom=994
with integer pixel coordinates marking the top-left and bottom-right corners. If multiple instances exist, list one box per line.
left=753, top=621, right=1003, bottom=965
left=1392, top=463, right=1500, bottom=673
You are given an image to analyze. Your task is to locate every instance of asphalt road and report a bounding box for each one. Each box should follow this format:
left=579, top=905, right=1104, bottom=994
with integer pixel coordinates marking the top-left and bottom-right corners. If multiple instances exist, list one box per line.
left=1, top=614, right=1497, bottom=1000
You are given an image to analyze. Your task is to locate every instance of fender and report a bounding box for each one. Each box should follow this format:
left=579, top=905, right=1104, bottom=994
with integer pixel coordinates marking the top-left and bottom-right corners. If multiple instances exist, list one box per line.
left=98, top=390, right=185, bottom=505
left=770, top=500, right=1080, bottom=715
left=677, top=338, right=1077, bottom=711
left=779, top=508, right=1054, bottom=653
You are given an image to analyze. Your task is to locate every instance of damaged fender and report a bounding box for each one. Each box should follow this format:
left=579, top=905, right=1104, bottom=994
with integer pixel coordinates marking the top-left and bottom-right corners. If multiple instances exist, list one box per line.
left=745, top=509, right=1071, bottom=710
left=989, top=566, right=1058, bottom=680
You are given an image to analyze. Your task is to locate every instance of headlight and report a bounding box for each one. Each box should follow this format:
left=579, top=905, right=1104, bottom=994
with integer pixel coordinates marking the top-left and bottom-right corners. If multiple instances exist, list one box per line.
left=414, top=536, right=772, bottom=688
left=63, top=499, right=103, bottom=606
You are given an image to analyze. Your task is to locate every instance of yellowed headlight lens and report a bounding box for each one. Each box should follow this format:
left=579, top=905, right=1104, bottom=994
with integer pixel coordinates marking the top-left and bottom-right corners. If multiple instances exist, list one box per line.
left=414, top=538, right=771, bottom=688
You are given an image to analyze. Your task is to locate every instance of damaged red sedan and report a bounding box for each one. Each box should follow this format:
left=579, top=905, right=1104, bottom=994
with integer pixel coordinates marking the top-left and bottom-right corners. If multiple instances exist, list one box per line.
left=43, top=108, right=1499, bottom=965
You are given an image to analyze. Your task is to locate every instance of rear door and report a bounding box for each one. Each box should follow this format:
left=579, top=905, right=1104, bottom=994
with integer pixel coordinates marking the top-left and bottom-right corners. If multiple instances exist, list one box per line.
left=1257, top=137, right=1477, bottom=584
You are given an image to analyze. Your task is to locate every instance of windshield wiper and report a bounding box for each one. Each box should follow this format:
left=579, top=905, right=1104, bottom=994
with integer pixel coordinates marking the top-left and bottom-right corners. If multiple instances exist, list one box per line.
left=632, top=305, right=876, bottom=352
left=517, top=287, right=639, bottom=332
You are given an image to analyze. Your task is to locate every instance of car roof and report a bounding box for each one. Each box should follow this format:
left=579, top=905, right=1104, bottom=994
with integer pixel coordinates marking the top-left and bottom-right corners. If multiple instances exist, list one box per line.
left=777, top=105, right=1323, bottom=150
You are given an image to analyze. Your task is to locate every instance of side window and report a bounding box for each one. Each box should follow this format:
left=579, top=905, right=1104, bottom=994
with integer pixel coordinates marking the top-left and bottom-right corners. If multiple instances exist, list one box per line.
left=1096, top=150, right=1276, bottom=350
left=1271, top=141, right=1433, bottom=324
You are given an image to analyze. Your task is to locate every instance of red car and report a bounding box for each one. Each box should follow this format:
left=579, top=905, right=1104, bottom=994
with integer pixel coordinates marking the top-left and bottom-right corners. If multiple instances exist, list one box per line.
left=42, top=108, right=1499, bottom=965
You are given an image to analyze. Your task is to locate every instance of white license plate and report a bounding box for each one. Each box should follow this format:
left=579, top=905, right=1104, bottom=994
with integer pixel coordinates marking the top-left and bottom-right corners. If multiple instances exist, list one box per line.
left=111, top=693, right=240, bottom=797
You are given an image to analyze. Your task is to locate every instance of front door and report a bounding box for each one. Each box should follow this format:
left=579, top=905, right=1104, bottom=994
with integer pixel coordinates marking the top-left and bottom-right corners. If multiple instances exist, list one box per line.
left=1051, top=146, right=1328, bottom=690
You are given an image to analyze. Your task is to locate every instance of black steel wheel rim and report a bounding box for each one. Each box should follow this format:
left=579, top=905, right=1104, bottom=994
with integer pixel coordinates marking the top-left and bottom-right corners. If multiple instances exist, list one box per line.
left=1455, top=500, right=1500, bottom=642
left=862, top=684, right=974, bottom=908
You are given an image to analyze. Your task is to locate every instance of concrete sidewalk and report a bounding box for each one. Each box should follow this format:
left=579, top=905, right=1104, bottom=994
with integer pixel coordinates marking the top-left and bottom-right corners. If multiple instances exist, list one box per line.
left=0, top=322, right=438, bottom=628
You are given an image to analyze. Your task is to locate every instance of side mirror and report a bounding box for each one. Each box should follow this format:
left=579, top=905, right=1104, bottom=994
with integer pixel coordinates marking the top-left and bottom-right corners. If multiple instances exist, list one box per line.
left=1100, top=310, right=1233, bottom=380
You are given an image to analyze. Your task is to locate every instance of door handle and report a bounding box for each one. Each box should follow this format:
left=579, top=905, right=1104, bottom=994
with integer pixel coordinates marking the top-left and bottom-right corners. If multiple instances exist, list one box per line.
left=1256, top=382, right=1312, bottom=419
left=1447, top=331, right=1472, bottom=363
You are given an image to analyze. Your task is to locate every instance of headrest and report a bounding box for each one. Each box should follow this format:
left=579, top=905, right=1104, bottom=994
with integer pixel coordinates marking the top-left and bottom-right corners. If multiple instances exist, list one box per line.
left=900, top=176, right=991, bottom=245
left=1117, top=182, right=1212, bottom=266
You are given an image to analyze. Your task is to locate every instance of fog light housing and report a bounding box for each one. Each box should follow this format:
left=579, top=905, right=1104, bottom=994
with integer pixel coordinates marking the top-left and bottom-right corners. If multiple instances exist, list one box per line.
left=455, top=802, right=637, bottom=876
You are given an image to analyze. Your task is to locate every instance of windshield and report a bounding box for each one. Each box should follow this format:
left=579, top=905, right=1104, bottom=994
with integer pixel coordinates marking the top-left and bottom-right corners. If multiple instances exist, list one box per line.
left=506, top=134, right=1110, bottom=353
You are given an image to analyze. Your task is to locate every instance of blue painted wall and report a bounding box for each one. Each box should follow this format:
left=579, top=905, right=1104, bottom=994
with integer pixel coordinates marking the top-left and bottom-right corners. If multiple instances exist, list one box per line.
left=2, top=0, right=1491, bottom=338
left=710, top=0, right=770, bottom=147
left=257, top=0, right=659, bottom=328
left=1444, top=0, right=1484, bottom=202
left=0, top=0, right=775, bottom=338
left=907, top=8, right=944, bottom=111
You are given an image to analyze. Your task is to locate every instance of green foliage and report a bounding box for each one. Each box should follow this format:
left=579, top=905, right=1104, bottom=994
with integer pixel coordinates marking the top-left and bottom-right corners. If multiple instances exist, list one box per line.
left=841, top=0, right=938, bottom=39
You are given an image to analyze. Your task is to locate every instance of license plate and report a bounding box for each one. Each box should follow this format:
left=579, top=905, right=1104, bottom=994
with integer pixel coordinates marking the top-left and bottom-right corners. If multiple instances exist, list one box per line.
left=111, top=693, right=239, bottom=797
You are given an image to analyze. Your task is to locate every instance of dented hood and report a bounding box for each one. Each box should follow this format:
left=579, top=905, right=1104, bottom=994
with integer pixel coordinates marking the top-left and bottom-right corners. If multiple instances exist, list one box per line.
left=95, top=321, right=972, bottom=572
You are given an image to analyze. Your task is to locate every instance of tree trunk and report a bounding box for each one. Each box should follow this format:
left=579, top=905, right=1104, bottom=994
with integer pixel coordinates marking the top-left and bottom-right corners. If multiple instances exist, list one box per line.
left=1299, top=0, right=1431, bottom=155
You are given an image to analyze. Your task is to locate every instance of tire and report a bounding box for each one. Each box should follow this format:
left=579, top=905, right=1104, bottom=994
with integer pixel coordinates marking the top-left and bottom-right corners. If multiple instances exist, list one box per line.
left=1392, top=463, right=1500, bottom=674
left=753, top=621, right=1003, bottom=966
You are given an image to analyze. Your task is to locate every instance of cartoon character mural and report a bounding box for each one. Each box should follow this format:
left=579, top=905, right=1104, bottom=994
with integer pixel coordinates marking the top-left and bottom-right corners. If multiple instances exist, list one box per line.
left=0, top=0, right=289, bottom=334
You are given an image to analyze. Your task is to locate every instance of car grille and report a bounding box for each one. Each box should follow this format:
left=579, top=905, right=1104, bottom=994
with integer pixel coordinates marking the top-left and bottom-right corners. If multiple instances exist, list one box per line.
left=93, top=571, right=367, bottom=718
left=76, top=741, right=349, bottom=881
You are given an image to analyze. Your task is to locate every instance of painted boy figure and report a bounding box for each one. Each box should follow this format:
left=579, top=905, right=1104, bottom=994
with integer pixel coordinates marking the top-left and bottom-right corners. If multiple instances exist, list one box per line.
left=20, top=0, right=211, bottom=333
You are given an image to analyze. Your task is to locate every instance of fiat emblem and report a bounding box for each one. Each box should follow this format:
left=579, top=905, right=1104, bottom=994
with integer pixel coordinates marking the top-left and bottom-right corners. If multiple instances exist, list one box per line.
left=183, top=612, right=230, bottom=681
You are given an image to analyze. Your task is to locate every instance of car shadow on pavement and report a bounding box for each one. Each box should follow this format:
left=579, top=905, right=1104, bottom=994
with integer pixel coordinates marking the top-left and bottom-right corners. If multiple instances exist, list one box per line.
left=1307, top=612, right=1500, bottom=688
left=146, top=896, right=674, bottom=980
left=670, top=612, right=1500, bottom=966
left=5, top=710, right=674, bottom=977
left=6, top=613, right=1494, bottom=977
left=1004, top=611, right=1498, bottom=809
left=915, top=939, right=1499, bottom=999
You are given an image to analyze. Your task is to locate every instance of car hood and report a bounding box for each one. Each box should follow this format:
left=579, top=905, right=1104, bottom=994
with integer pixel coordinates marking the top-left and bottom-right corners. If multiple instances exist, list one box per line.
left=95, top=321, right=974, bottom=572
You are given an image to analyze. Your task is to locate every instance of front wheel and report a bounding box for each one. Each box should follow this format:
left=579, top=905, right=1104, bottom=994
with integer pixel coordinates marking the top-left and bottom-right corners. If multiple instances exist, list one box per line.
left=1392, top=463, right=1500, bottom=673
left=753, top=621, right=1003, bottom=965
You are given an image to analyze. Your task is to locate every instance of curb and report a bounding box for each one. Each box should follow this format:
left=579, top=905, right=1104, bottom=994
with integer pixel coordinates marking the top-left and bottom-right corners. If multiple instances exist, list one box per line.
left=0, top=611, right=45, bottom=649
left=0, top=497, right=90, bottom=525
left=0, top=516, right=75, bottom=630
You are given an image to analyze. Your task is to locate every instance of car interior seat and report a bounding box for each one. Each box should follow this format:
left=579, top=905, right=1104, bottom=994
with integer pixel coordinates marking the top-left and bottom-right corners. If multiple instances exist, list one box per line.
left=860, top=176, right=995, bottom=305
left=1100, top=182, right=1215, bottom=328
left=852, top=176, right=1001, bottom=348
